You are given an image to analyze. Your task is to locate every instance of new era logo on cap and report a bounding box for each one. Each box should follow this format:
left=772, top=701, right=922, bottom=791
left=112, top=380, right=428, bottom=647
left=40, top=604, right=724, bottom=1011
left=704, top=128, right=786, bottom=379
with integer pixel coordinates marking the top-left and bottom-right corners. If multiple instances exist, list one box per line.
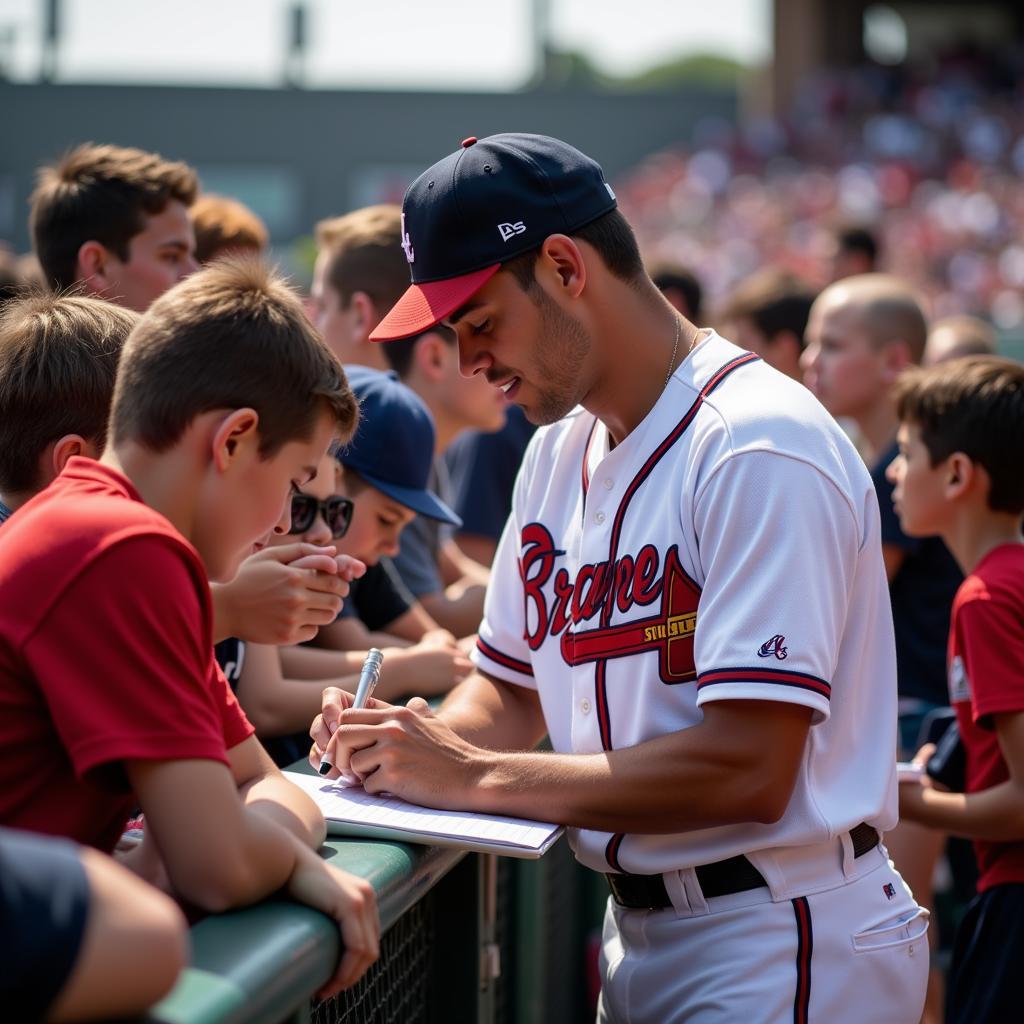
left=370, top=133, right=617, bottom=341
left=498, top=221, right=526, bottom=242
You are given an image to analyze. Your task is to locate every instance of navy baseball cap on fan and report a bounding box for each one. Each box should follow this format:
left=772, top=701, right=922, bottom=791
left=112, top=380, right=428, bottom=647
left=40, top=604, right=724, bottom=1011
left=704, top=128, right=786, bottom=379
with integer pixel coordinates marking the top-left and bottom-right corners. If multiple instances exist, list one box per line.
left=336, top=366, right=461, bottom=526
left=369, top=133, right=617, bottom=342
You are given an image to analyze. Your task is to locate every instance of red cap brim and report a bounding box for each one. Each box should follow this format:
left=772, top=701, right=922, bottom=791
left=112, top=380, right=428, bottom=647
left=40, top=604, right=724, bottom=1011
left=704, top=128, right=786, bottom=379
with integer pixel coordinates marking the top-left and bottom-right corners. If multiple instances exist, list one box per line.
left=370, top=264, right=501, bottom=341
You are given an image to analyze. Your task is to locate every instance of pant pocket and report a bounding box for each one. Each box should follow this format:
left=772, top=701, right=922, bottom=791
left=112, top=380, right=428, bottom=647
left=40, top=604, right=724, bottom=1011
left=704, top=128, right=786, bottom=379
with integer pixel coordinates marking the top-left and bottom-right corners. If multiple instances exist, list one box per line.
left=851, top=906, right=930, bottom=954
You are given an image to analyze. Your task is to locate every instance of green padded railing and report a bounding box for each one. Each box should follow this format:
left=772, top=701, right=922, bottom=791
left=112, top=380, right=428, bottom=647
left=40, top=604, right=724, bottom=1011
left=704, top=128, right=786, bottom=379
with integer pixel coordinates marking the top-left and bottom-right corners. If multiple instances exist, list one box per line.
left=144, top=838, right=467, bottom=1024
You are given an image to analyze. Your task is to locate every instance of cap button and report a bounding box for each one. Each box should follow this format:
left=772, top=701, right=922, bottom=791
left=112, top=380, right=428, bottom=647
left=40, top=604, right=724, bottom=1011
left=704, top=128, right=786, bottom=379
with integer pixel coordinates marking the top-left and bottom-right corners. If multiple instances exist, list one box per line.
left=461, top=136, right=478, bottom=148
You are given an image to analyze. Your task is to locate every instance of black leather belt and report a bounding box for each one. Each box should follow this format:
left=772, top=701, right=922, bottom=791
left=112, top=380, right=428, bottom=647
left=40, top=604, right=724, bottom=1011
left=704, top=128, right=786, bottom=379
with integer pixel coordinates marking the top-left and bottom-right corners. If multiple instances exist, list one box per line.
left=606, top=822, right=879, bottom=910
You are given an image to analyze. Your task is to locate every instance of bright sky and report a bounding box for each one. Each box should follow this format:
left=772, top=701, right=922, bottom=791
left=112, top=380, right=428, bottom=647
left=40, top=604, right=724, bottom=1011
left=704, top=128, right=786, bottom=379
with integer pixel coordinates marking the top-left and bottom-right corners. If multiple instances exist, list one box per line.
left=0, top=0, right=770, bottom=89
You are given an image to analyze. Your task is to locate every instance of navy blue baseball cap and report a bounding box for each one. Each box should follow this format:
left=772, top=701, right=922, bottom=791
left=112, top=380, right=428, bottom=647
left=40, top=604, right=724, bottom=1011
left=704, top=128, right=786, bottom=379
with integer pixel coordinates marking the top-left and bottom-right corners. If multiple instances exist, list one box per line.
left=336, top=366, right=461, bottom=526
left=370, top=133, right=617, bottom=341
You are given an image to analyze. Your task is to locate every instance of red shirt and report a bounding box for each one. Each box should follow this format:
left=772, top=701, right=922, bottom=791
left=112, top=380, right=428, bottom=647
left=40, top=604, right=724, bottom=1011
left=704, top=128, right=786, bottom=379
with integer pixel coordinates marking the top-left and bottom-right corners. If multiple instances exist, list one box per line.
left=949, top=543, right=1024, bottom=891
left=0, top=458, right=253, bottom=853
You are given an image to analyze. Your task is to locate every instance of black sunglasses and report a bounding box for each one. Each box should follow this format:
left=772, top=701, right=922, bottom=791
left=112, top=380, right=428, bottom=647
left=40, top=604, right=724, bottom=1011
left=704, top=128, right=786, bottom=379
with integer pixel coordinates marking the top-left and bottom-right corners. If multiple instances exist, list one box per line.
left=289, top=493, right=354, bottom=539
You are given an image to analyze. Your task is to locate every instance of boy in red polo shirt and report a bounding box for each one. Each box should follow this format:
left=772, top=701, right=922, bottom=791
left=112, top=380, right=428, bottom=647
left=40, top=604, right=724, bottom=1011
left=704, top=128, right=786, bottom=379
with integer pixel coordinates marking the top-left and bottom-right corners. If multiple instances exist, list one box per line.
left=889, top=355, right=1024, bottom=1023
left=0, top=258, right=378, bottom=998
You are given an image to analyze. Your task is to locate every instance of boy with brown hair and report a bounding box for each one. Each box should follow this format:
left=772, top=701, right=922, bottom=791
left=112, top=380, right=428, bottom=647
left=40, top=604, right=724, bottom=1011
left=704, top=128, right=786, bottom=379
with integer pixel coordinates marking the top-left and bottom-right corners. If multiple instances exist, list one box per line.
left=0, top=290, right=353, bottom=653
left=30, top=142, right=199, bottom=310
left=719, top=267, right=816, bottom=382
left=890, top=355, right=1024, bottom=1023
left=191, top=193, right=269, bottom=264
left=0, top=293, right=136, bottom=522
left=0, top=257, right=379, bottom=996
left=310, top=205, right=404, bottom=369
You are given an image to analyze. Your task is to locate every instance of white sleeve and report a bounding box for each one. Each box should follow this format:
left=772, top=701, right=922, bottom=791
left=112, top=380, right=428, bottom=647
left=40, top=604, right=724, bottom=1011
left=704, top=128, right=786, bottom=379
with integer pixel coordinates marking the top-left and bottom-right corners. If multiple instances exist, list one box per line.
left=691, top=450, right=861, bottom=723
left=470, top=439, right=538, bottom=690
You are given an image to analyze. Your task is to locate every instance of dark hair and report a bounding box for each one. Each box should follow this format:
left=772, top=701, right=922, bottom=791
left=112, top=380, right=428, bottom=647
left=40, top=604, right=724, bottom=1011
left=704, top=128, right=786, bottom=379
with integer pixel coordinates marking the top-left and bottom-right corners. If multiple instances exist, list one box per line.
left=651, top=265, right=703, bottom=321
left=30, top=143, right=199, bottom=292
left=0, top=293, right=137, bottom=493
left=895, top=356, right=1024, bottom=513
left=836, top=226, right=879, bottom=265
left=110, top=257, right=357, bottom=456
left=191, top=194, right=269, bottom=264
left=501, top=209, right=645, bottom=294
left=723, top=269, right=816, bottom=350
left=315, top=205, right=409, bottom=317
left=379, top=326, right=456, bottom=379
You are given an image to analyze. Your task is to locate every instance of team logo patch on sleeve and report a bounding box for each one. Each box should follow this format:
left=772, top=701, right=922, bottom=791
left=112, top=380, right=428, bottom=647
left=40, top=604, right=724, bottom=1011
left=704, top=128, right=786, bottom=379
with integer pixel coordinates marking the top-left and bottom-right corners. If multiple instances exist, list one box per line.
left=883, top=883, right=896, bottom=901
left=757, top=634, right=788, bottom=660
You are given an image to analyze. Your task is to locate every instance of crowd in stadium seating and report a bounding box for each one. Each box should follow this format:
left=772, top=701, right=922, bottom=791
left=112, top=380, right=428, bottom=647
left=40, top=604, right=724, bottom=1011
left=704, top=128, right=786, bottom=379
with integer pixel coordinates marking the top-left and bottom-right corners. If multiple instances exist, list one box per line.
left=1, top=51, right=1023, bottom=1020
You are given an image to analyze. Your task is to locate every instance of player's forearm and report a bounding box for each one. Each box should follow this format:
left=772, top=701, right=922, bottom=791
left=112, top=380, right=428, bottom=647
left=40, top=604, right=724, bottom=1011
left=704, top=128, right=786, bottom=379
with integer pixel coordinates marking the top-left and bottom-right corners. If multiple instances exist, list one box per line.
left=902, top=780, right=1024, bottom=841
left=468, top=725, right=796, bottom=833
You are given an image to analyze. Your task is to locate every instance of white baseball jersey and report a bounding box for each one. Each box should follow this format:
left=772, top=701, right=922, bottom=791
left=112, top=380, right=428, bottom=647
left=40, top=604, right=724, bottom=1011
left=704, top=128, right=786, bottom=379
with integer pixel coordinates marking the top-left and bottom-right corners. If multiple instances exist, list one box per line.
left=472, top=332, right=899, bottom=875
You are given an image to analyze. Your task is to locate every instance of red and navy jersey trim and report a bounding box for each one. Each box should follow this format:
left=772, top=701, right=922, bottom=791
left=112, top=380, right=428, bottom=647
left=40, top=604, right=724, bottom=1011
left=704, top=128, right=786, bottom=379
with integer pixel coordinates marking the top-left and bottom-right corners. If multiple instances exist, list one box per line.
left=696, top=666, right=831, bottom=700
left=593, top=351, right=760, bottom=757
left=476, top=637, right=534, bottom=677
left=792, top=896, right=813, bottom=1024
left=605, top=832, right=625, bottom=873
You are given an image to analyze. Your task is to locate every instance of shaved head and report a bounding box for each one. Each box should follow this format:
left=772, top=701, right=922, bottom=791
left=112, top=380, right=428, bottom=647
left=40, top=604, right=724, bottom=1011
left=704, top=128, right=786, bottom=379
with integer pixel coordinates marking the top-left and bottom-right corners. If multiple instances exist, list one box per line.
left=814, top=274, right=928, bottom=363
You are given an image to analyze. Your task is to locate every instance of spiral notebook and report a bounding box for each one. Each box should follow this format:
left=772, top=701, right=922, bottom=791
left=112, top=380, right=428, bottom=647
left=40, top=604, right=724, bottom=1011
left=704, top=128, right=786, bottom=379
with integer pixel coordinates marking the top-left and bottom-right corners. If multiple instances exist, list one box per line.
left=283, top=770, right=563, bottom=859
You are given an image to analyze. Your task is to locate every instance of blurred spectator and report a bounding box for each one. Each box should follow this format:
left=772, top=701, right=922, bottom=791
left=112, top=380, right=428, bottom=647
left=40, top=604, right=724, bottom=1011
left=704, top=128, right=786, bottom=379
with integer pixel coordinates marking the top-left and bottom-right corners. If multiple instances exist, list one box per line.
left=651, top=263, right=704, bottom=321
left=0, top=249, right=42, bottom=309
left=0, top=293, right=136, bottom=521
left=620, top=43, right=1024, bottom=340
left=0, top=249, right=21, bottom=308
left=311, top=205, right=400, bottom=370
left=190, top=193, right=269, bottom=264
left=718, top=267, right=816, bottom=380
left=924, top=314, right=998, bottom=366
left=804, top=273, right=961, bottom=1022
left=832, top=225, right=880, bottom=281
left=30, top=143, right=198, bottom=311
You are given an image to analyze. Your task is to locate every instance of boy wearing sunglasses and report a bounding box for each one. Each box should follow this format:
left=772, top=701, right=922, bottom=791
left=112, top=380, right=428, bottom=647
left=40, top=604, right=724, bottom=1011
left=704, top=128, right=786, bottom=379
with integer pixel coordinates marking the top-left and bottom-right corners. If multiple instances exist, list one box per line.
left=276, top=369, right=473, bottom=704
left=232, top=443, right=471, bottom=766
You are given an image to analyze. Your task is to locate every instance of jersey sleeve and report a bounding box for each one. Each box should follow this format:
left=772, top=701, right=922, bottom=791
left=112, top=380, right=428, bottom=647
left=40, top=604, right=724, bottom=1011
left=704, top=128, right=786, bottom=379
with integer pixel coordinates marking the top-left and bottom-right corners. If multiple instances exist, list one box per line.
left=470, top=434, right=538, bottom=689
left=692, top=451, right=862, bottom=722
left=24, top=535, right=250, bottom=782
left=956, top=587, right=1024, bottom=728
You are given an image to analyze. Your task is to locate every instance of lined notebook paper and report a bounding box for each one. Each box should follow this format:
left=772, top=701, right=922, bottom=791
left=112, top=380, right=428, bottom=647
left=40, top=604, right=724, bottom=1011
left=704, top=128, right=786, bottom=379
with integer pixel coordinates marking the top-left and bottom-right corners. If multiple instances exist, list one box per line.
left=283, top=771, right=564, bottom=859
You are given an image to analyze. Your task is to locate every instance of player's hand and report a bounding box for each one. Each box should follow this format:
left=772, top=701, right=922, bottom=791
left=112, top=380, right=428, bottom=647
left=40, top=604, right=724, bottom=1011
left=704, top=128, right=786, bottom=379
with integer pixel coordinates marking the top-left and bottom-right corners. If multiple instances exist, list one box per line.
left=212, top=545, right=366, bottom=645
left=309, top=685, right=394, bottom=778
left=325, top=698, right=491, bottom=810
left=287, top=846, right=379, bottom=997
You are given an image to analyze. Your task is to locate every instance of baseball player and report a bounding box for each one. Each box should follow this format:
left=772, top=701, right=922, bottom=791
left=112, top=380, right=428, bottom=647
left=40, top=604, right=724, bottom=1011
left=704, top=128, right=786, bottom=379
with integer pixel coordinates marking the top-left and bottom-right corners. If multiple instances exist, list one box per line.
left=312, top=134, right=929, bottom=1022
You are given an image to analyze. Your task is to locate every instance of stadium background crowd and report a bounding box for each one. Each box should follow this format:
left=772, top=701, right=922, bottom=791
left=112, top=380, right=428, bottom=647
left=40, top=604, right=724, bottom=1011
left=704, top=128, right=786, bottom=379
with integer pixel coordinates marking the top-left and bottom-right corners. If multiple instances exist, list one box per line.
left=2, top=3, right=1024, bottom=1022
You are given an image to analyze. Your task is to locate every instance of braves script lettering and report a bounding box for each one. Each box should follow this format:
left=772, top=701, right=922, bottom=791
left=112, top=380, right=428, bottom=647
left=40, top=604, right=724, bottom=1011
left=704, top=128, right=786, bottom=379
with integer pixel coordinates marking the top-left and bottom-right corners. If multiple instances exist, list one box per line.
left=519, top=523, right=702, bottom=683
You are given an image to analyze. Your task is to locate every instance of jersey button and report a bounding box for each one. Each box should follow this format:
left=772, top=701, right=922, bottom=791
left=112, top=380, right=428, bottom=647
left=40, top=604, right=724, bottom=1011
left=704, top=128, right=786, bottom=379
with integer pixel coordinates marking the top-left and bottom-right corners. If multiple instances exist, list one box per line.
left=603, top=478, right=614, bottom=490
left=580, top=699, right=591, bottom=713
left=595, top=511, right=606, bottom=524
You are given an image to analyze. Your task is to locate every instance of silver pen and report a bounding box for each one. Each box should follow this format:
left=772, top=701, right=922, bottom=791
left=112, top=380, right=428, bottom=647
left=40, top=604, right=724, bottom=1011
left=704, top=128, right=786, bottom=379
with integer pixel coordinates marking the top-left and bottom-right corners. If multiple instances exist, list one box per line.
left=319, top=648, right=384, bottom=776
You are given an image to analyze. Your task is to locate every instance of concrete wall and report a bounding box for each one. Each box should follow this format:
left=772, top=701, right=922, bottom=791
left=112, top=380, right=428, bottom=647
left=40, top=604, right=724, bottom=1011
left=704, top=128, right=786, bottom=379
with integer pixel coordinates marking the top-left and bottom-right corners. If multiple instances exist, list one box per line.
left=2, top=82, right=736, bottom=253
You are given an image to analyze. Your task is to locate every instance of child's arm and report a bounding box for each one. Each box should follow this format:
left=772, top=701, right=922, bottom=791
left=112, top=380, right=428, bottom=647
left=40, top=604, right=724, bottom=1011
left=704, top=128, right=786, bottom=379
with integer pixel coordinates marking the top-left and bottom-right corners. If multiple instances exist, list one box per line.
left=900, top=711, right=1024, bottom=840
left=126, top=754, right=379, bottom=997
left=211, top=545, right=363, bottom=645
left=236, top=642, right=351, bottom=739
left=313, top=613, right=414, bottom=652
left=281, top=636, right=473, bottom=702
